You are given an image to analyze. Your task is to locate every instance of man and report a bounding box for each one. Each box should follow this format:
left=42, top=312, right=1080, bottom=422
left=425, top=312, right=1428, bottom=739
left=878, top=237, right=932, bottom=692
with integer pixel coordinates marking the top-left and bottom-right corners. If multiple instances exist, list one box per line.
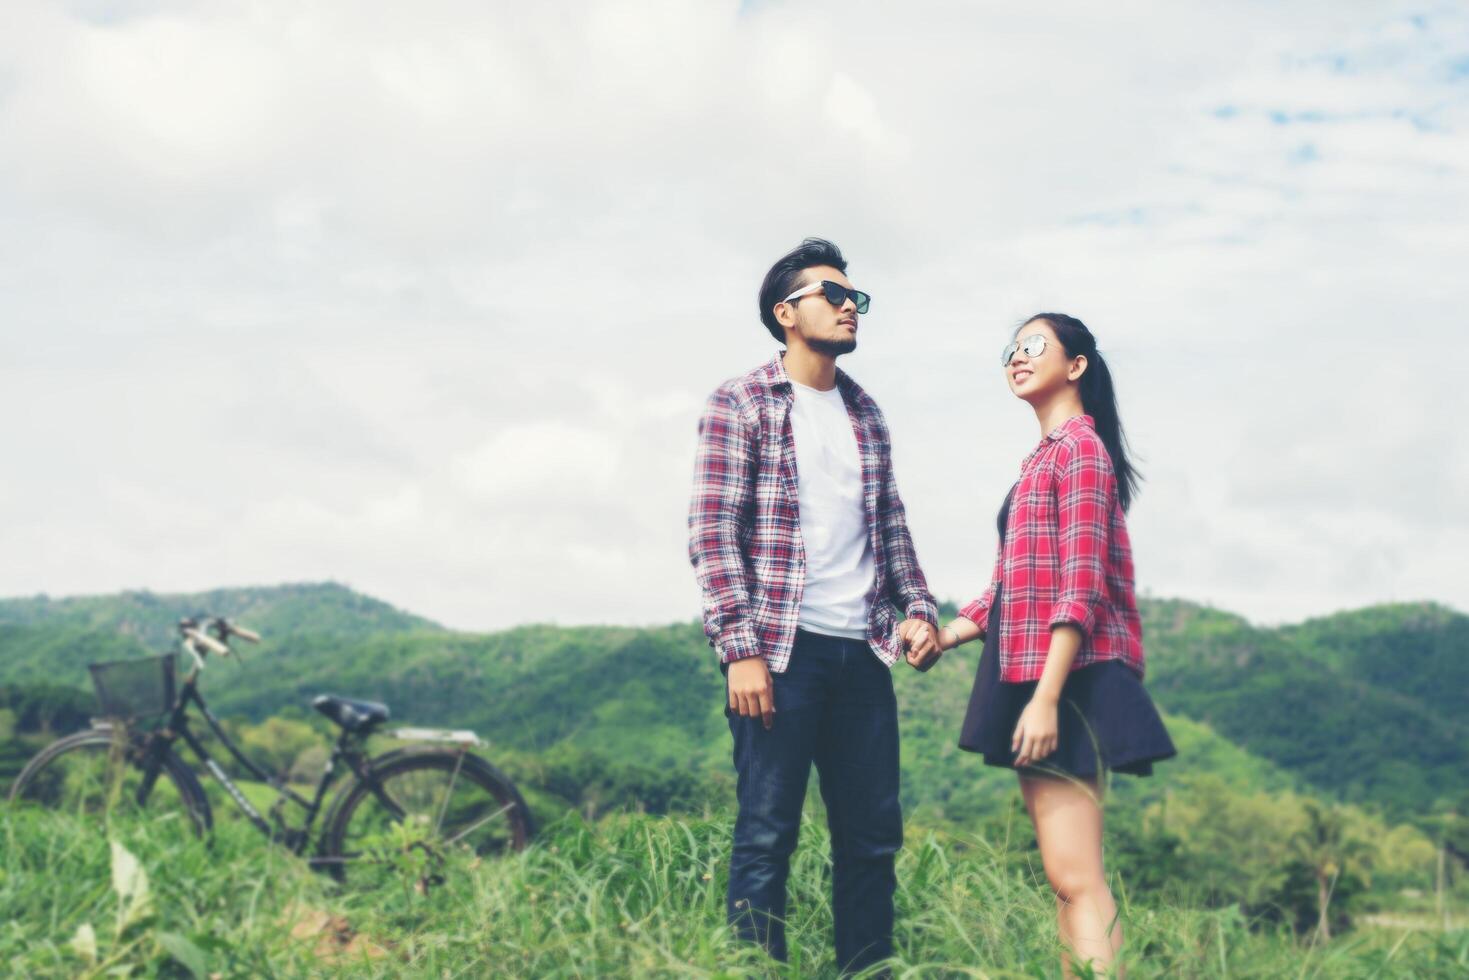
left=688, top=237, right=941, bottom=974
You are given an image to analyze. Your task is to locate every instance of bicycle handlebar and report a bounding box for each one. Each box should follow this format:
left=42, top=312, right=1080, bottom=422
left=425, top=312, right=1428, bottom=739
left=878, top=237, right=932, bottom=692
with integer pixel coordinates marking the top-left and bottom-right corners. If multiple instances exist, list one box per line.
left=176, top=616, right=261, bottom=666
left=186, top=628, right=230, bottom=656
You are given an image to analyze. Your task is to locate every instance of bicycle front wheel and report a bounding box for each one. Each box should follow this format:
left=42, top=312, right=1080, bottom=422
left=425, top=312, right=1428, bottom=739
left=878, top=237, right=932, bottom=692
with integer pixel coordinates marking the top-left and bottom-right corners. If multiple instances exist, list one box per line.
left=320, top=747, right=532, bottom=884
left=7, top=727, right=212, bottom=835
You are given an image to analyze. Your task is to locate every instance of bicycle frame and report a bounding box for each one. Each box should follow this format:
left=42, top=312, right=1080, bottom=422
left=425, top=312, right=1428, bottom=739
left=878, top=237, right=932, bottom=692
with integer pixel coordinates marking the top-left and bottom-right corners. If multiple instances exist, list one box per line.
left=14, top=617, right=529, bottom=881
left=136, top=668, right=369, bottom=855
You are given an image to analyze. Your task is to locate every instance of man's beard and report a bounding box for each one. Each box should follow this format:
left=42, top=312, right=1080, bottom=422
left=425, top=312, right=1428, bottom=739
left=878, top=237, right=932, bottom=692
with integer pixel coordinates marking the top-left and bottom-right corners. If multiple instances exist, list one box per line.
left=808, top=336, right=857, bottom=356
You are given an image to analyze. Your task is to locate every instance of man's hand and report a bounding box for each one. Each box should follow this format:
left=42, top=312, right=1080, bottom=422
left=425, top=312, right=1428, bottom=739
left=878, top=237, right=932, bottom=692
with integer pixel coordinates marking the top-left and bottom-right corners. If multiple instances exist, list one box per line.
left=727, top=656, right=776, bottom=730
left=899, top=618, right=943, bottom=672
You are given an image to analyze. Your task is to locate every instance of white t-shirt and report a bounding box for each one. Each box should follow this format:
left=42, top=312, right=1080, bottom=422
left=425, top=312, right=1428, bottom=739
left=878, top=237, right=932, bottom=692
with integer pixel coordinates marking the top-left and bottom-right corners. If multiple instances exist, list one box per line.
left=789, top=380, right=875, bottom=640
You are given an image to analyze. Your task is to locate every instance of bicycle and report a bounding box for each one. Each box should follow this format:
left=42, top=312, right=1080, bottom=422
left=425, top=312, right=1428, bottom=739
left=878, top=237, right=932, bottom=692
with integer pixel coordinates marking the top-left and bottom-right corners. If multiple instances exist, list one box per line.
left=8, top=616, right=533, bottom=887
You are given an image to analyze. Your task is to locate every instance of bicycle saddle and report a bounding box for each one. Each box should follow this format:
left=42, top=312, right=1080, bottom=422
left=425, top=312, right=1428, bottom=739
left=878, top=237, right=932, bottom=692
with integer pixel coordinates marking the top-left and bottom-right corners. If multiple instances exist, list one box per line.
left=312, top=695, right=390, bottom=732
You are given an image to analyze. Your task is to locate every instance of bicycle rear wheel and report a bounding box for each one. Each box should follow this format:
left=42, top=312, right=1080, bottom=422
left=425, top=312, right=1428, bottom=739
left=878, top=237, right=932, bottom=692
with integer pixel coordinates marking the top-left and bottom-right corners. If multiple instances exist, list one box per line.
left=320, top=747, right=532, bottom=885
left=7, top=728, right=212, bottom=835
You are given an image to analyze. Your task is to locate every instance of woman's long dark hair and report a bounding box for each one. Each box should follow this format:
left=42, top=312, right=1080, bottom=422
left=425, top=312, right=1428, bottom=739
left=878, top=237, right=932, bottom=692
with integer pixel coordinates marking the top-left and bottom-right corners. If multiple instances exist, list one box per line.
left=1023, top=313, right=1141, bottom=512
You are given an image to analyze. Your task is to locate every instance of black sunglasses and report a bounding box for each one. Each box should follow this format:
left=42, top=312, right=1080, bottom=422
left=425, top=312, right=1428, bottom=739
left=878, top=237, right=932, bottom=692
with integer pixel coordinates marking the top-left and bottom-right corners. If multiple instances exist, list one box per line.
left=782, top=279, right=871, bottom=315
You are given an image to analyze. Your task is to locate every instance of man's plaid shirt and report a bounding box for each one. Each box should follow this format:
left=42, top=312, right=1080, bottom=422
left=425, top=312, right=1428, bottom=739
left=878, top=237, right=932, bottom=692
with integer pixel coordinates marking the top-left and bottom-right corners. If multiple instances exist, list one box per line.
left=959, top=415, right=1145, bottom=683
left=688, top=354, right=938, bottom=672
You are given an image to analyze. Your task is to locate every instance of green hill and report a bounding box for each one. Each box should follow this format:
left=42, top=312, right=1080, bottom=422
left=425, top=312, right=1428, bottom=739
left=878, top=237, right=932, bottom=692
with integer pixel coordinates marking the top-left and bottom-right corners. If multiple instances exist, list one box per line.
left=0, top=582, right=440, bottom=678
left=2, top=585, right=1463, bottom=950
left=1, top=585, right=1463, bottom=821
left=0, top=622, right=152, bottom=688
left=0, top=582, right=440, bottom=652
left=1141, top=600, right=1469, bottom=815
left=1280, top=602, right=1467, bottom=723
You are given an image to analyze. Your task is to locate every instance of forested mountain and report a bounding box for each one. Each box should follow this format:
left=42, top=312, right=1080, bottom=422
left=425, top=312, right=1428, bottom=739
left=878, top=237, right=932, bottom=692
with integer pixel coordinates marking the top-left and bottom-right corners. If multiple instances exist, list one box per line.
left=1, top=585, right=1463, bottom=821
left=1140, top=599, right=1467, bottom=815
left=5, top=583, right=1465, bottom=940
left=0, top=582, right=438, bottom=655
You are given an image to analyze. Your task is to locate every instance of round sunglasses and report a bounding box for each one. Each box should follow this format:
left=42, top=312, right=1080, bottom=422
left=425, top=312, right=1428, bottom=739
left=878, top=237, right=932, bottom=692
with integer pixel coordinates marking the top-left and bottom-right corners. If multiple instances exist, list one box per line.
left=1002, top=334, right=1048, bottom=367
left=782, top=279, right=871, bottom=315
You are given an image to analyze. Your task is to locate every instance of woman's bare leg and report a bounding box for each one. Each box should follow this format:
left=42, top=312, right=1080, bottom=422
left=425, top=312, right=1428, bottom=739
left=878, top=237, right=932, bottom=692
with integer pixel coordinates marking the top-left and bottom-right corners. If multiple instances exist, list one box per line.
left=1020, top=773, right=1122, bottom=977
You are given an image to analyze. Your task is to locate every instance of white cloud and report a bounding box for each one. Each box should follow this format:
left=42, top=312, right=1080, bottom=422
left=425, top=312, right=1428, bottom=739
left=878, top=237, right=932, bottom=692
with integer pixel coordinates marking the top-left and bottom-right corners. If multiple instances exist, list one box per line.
left=1, top=0, right=1466, bottom=630
left=452, top=422, right=621, bottom=501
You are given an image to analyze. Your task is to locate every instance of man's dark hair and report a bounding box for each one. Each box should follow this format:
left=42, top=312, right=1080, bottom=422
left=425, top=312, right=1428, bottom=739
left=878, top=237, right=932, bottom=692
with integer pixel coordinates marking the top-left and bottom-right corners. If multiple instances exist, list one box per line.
left=757, top=238, right=848, bottom=344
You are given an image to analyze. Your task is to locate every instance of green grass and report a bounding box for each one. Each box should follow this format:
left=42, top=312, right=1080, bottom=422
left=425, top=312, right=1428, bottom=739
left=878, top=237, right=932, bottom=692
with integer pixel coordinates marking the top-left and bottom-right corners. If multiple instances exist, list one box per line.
left=3, top=806, right=1465, bottom=978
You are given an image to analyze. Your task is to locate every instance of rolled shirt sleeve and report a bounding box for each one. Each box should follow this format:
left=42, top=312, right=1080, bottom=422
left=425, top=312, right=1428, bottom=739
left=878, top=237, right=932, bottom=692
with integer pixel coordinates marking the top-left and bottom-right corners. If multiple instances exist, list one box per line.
left=959, top=550, right=1002, bottom=628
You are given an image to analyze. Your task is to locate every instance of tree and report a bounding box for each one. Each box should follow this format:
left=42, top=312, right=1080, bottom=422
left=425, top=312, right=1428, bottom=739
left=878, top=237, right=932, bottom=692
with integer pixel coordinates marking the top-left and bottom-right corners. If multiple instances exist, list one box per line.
left=1154, top=775, right=1304, bottom=909
left=235, top=717, right=323, bottom=782
left=1422, top=797, right=1468, bottom=932
left=1442, top=794, right=1469, bottom=868
left=0, top=684, right=93, bottom=734
left=1290, top=801, right=1370, bottom=942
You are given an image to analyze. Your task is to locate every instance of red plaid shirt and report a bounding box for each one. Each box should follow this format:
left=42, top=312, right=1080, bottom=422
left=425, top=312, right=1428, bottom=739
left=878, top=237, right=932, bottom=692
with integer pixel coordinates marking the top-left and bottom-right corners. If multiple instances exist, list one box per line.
left=689, top=354, right=938, bottom=672
left=959, top=415, right=1144, bottom=683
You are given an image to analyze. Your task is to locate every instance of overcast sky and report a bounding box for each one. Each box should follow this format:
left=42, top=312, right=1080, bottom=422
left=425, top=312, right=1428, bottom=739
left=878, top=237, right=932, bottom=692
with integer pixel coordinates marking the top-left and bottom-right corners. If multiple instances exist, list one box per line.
left=2, top=1, right=1465, bottom=631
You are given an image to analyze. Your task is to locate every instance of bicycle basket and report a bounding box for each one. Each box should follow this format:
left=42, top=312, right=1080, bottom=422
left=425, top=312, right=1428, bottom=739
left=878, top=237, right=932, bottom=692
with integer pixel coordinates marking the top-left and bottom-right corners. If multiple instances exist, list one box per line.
left=88, top=654, right=178, bottom=721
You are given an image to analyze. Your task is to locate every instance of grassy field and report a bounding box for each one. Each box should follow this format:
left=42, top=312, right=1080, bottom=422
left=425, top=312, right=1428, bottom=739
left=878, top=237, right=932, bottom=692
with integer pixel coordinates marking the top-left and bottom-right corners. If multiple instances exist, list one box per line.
left=3, top=806, right=1466, bottom=978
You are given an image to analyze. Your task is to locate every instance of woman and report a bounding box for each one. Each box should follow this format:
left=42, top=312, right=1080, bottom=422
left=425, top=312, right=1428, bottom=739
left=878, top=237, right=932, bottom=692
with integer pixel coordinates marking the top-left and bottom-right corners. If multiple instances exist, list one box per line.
left=908, top=313, right=1174, bottom=977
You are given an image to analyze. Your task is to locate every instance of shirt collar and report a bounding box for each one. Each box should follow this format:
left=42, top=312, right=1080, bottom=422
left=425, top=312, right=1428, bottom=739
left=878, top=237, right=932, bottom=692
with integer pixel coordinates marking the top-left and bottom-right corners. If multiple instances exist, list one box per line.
left=1021, top=414, right=1094, bottom=469
left=761, top=352, right=856, bottom=399
left=1045, top=413, right=1095, bottom=442
left=761, top=353, right=791, bottom=389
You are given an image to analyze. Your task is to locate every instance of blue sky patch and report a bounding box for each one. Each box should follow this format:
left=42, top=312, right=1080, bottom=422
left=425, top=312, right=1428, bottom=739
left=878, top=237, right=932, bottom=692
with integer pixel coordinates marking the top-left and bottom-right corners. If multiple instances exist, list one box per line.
left=1290, top=143, right=1320, bottom=165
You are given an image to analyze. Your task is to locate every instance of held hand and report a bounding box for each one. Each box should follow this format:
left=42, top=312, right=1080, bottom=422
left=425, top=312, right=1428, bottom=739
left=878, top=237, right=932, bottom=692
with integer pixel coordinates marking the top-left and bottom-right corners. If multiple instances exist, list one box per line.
left=900, top=618, right=943, bottom=672
left=896, top=617, right=922, bottom=648
left=1011, top=696, right=1059, bottom=768
left=727, top=656, right=776, bottom=730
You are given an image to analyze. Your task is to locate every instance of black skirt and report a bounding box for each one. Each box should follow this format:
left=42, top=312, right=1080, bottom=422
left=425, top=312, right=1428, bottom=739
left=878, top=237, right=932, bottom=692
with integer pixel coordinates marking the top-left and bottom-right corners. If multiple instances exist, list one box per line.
left=956, top=487, right=1176, bottom=778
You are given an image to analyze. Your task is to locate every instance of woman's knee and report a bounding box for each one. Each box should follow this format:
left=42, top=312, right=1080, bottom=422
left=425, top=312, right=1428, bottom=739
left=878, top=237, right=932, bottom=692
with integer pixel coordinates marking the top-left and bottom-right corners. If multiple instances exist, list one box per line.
left=1045, top=866, right=1108, bottom=905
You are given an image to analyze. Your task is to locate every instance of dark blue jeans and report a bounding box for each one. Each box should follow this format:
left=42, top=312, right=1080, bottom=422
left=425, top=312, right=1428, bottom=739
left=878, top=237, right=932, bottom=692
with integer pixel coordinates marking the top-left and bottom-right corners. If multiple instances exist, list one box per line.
left=725, top=630, right=902, bottom=975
